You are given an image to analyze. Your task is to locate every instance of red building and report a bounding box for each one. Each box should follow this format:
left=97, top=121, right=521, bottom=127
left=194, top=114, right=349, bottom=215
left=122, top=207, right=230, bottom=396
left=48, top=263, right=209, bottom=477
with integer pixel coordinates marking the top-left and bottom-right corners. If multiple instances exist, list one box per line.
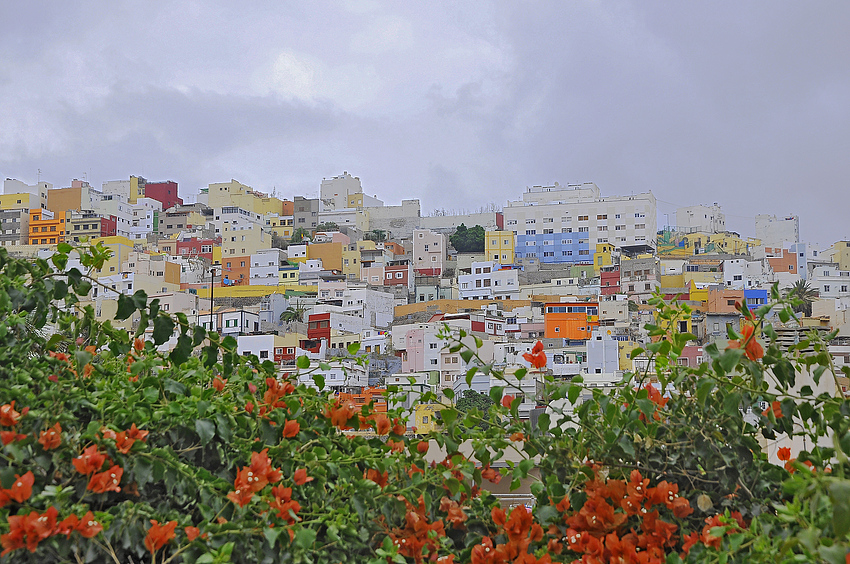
left=100, top=215, right=117, bottom=237
left=176, top=238, right=218, bottom=261
left=384, top=263, right=412, bottom=288
left=600, top=265, right=621, bottom=296
left=307, top=312, right=331, bottom=342
left=145, top=181, right=183, bottom=210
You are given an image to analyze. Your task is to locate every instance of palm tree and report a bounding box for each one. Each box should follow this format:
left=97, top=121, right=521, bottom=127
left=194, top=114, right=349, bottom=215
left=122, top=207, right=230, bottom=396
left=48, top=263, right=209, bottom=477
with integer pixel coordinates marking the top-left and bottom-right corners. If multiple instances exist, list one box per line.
left=786, top=279, right=818, bottom=317
left=280, top=300, right=306, bottom=324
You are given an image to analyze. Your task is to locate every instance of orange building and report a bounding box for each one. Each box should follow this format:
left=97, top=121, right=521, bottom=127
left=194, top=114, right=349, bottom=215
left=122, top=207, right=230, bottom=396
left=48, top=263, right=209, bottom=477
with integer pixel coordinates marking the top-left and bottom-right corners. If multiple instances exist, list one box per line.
left=222, top=256, right=251, bottom=286
left=706, top=287, right=745, bottom=314
left=765, top=247, right=797, bottom=275
left=28, top=209, right=67, bottom=245
left=544, top=301, right=599, bottom=340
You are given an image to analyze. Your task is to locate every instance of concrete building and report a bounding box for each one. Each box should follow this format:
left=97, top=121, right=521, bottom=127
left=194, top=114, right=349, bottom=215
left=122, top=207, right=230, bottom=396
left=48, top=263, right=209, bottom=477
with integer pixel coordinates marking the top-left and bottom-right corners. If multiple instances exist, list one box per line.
left=250, top=248, right=288, bottom=286
left=503, top=183, right=657, bottom=265
left=0, top=209, right=28, bottom=246
left=485, top=230, right=516, bottom=265
left=413, top=229, right=446, bottom=276
left=676, top=204, right=725, bottom=234
left=458, top=261, right=520, bottom=300
left=3, top=178, right=50, bottom=210
left=419, top=211, right=503, bottom=234
left=366, top=199, right=421, bottom=240
left=294, top=196, right=319, bottom=231
left=756, top=214, right=799, bottom=247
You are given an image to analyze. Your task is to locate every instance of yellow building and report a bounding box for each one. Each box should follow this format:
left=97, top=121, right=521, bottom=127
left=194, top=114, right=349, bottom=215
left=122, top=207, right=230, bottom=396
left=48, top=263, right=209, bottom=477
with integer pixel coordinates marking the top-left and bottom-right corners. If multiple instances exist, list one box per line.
left=91, top=236, right=136, bottom=274
left=341, top=248, right=360, bottom=279
left=657, top=230, right=761, bottom=256
left=0, top=193, right=34, bottom=211
left=221, top=222, right=270, bottom=258
left=413, top=404, right=441, bottom=434
left=485, top=230, right=515, bottom=265
left=129, top=176, right=145, bottom=204
left=206, top=180, right=286, bottom=216
left=279, top=266, right=300, bottom=287
left=594, top=243, right=615, bottom=274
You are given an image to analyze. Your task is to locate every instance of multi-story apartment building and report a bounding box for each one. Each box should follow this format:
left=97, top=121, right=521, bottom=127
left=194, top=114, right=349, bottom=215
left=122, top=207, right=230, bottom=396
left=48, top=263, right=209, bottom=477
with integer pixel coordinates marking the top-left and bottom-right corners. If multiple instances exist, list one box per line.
left=756, top=214, right=799, bottom=247
left=503, top=183, right=657, bottom=265
left=144, top=181, right=182, bottom=210
left=250, top=248, right=287, bottom=286
left=28, top=209, right=67, bottom=246
left=67, top=212, right=117, bottom=242
left=458, top=261, right=520, bottom=300
left=0, top=209, right=28, bottom=246
left=294, top=196, right=319, bottom=231
left=2, top=178, right=50, bottom=211
left=676, top=204, right=726, bottom=234
left=413, top=229, right=445, bottom=275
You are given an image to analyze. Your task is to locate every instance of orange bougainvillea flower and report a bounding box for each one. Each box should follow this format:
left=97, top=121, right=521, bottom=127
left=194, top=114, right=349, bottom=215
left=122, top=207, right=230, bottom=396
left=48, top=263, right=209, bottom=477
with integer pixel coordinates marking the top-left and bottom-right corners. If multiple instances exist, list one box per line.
left=269, top=485, right=302, bottom=524
left=522, top=340, right=547, bottom=369
left=762, top=401, right=783, bottom=419
left=6, top=472, right=34, bottom=503
left=501, top=395, right=515, bottom=409
left=727, top=322, right=764, bottom=361
left=510, top=432, right=525, bottom=442
left=184, top=526, right=203, bottom=541
left=282, top=419, right=300, bottom=438
left=293, top=468, right=313, bottom=486
left=126, top=423, right=149, bottom=442
left=0, top=431, right=26, bottom=445
left=144, top=520, right=177, bottom=554
left=777, top=447, right=792, bottom=461
left=133, top=338, right=145, bottom=352
left=365, top=469, right=389, bottom=489
left=416, top=441, right=429, bottom=455
left=375, top=414, right=391, bottom=435
left=212, top=376, right=227, bottom=392
left=87, top=465, right=123, bottom=494
left=0, top=402, right=23, bottom=427
left=73, top=445, right=108, bottom=475
left=481, top=465, right=502, bottom=484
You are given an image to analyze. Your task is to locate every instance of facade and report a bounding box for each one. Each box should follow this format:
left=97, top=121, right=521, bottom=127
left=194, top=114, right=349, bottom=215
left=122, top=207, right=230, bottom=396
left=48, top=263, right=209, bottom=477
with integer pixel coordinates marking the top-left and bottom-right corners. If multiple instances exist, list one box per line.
left=144, top=181, right=182, bottom=210
left=755, top=214, right=799, bottom=247
left=28, top=209, right=67, bottom=245
left=413, top=229, right=445, bottom=275
left=676, top=204, right=725, bottom=234
left=294, top=196, right=319, bottom=231
left=0, top=209, right=28, bottom=246
left=503, top=183, right=657, bottom=265
left=485, top=230, right=516, bottom=264
left=544, top=301, right=600, bottom=340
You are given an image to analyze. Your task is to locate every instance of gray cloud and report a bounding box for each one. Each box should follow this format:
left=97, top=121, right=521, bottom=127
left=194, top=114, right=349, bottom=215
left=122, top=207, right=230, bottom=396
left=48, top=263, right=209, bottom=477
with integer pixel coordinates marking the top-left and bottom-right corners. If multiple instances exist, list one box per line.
left=1, top=1, right=848, bottom=244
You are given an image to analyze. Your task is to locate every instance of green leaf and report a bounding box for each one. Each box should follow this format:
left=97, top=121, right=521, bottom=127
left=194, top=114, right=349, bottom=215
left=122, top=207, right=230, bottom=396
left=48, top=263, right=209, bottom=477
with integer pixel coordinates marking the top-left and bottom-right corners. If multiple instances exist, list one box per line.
left=347, top=342, right=360, bottom=355
left=829, top=481, right=850, bottom=537
left=115, top=293, right=136, bottom=320
left=568, top=384, right=582, bottom=404
left=153, top=315, right=175, bottom=346
left=460, top=350, right=474, bottom=363
left=440, top=408, right=458, bottom=427
left=719, top=348, right=744, bottom=373
left=312, top=374, right=325, bottom=390
left=264, top=526, right=283, bottom=548
left=294, top=528, right=317, bottom=549
left=489, top=387, right=504, bottom=404
left=195, top=419, right=216, bottom=445
left=296, top=355, right=310, bottom=369
left=696, top=379, right=714, bottom=406
left=133, top=457, right=154, bottom=488
left=193, top=326, right=207, bottom=347
left=169, top=334, right=192, bottom=366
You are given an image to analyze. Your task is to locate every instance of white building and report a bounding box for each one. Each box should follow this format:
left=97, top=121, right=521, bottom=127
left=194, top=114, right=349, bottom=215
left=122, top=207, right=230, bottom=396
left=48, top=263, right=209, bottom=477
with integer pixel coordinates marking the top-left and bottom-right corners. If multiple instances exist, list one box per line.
left=503, top=183, right=657, bottom=265
left=756, top=214, right=799, bottom=247
left=4, top=178, right=50, bottom=210
left=723, top=258, right=772, bottom=289
left=810, top=265, right=850, bottom=300
left=250, top=248, right=287, bottom=286
left=458, top=261, right=520, bottom=300
left=676, top=204, right=725, bottom=234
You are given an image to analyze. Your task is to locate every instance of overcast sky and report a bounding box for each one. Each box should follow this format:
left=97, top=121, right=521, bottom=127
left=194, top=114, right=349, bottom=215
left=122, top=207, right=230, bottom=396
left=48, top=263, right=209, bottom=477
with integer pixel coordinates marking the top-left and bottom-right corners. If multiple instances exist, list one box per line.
left=1, top=1, right=848, bottom=245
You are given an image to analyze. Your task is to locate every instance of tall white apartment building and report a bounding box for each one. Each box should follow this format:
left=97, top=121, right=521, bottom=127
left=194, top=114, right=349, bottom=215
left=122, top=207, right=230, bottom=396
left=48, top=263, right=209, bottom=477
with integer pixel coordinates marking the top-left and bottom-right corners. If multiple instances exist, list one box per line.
left=756, top=214, right=799, bottom=247
left=503, top=183, right=656, bottom=265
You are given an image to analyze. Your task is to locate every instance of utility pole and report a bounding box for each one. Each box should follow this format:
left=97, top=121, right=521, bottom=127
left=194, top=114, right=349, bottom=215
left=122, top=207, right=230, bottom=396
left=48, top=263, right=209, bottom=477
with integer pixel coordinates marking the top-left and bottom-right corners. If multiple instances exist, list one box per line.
left=210, top=266, right=217, bottom=332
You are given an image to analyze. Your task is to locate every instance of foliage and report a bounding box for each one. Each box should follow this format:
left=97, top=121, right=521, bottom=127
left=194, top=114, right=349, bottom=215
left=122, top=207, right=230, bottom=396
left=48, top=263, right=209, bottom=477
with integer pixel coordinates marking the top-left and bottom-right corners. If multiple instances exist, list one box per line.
left=364, top=229, right=387, bottom=242
left=315, top=222, right=339, bottom=232
left=290, top=228, right=310, bottom=244
left=455, top=390, right=495, bottom=431
left=786, top=279, right=818, bottom=317
left=2, top=245, right=850, bottom=563
left=279, top=300, right=307, bottom=324
left=449, top=224, right=485, bottom=253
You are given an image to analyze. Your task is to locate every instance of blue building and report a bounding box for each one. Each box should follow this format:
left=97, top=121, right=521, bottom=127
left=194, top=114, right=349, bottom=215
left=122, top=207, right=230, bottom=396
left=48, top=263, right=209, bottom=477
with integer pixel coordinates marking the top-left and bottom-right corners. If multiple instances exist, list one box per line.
left=514, top=230, right=593, bottom=265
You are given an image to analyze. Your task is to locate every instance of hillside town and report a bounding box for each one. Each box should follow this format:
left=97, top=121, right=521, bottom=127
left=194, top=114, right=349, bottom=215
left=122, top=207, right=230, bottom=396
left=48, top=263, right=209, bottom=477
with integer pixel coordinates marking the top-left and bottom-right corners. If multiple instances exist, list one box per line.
left=3, top=172, right=849, bottom=429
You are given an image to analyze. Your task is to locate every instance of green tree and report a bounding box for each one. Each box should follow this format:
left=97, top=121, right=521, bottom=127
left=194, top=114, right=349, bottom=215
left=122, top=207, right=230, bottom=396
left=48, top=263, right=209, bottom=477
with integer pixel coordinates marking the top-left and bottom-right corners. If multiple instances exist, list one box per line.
left=280, top=300, right=307, bottom=323
left=290, top=227, right=310, bottom=243
left=315, top=222, right=339, bottom=232
left=449, top=224, right=485, bottom=253
left=455, top=389, right=494, bottom=430
left=365, top=229, right=387, bottom=242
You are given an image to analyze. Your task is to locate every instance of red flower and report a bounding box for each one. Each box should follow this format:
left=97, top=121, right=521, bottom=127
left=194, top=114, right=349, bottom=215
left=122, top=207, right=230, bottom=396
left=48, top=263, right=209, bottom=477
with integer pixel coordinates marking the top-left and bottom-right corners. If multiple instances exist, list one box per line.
left=212, top=376, right=227, bottom=392
left=293, top=468, right=313, bottom=485
left=0, top=402, right=22, bottom=427
left=56, top=514, right=80, bottom=537
left=73, top=445, right=107, bottom=474
left=386, top=439, right=405, bottom=453
left=510, top=432, right=525, bottom=442
left=87, top=464, right=123, bottom=494
left=113, top=432, right=136, bottom=454
left=270, top=485, right=302, bottom=524
left=501, top=395, right=515, bottom=408
left=184, top=526, right=201, bottom=541
left=226, top=478, right=255, bottom=507
left=248, top=383, right=258, bottom=394
left=282, top=420, right=300, bottom=438
left=245, top=401, right=254, bottom=414
left=416, top=440, right=429, bottom=455
left=38, top=423, right=62, bottom=450
left=727, top=322, right=764, bottom=361
left=7, top=472, right=34, bottom=503
left=0, top=431, right=26, bottom=445
left=144, top=520, right=177, bottom=553
left=522, top=340, right=547, bottom=369
left=247, top=448, right=282, bottom=490
left=133, top=338, right=145, bottom=352
left=555, top=495, right=570, bottom=513
left=777, top=447, right=791, bottom=461
left=75, top=512, right=103, bottom=538
left=762, top=401, right=783, bottom=419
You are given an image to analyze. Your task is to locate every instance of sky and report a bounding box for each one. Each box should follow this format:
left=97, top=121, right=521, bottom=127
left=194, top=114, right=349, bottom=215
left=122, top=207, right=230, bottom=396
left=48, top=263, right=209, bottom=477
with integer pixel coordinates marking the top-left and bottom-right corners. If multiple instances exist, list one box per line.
left=1, top=1, right=848, bottom=246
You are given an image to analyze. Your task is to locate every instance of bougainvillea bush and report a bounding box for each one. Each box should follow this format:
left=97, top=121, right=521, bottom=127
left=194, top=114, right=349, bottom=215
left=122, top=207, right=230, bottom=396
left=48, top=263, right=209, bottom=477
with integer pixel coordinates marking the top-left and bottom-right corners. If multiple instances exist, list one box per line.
left=1, top=244, right=850, bottom=563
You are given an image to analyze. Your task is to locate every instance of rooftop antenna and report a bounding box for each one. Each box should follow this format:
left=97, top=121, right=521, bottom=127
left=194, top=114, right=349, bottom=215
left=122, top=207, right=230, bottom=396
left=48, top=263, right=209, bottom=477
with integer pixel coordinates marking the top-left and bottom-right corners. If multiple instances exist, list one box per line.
left=37, top=169, right=41, bottom=183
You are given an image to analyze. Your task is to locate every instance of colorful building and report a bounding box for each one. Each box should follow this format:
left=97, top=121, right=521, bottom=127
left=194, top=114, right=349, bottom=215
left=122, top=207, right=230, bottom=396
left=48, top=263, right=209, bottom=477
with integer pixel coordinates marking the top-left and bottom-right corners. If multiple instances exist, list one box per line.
left=28, top=209, right=67, bottom=245
left=485, top=230, right=516, bottom=265
left=544, top=301, right=600, bottom=340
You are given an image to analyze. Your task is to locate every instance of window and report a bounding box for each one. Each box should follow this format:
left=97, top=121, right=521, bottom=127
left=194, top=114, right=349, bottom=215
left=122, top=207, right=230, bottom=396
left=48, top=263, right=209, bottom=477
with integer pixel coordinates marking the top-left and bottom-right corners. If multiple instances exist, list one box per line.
left=597, top=226, right=607, bottom=231
left=727, top=300, right=736, bottom=306
left=525, top=230, right=536, bottom=235
left=635, top=224, right=645, bottom=230
left=824, top=285, right=830, bottom=293
left=396, top=272, right=403, bottom=279
left=430, top=359, right=438, bottom=365
left=543, top=217, right=553, bottom=223
left=259, top=351, right=269, bottom=359
left=562, top=227, right=572, bottom=233
left=562, top=251, right=572, bottom=256
left=577, top=215, right=588, bottom=221
left=430, top=343, right=438, bottom=349
left=543, top=229, right=553, bottom=234
left=579, top=250, right=590, bottom=255
left=578, top=227, right=589, bottom=232
left=597, top=214, right=607, bottom=220
left=686, top=265, right=698, bottom=272
left=526, top=219, right=536, bottom=224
